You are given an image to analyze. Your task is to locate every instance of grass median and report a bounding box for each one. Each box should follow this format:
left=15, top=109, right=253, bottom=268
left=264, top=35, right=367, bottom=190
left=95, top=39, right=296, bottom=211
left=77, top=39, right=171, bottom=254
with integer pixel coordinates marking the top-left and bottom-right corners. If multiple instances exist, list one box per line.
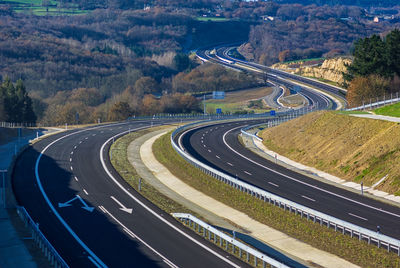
left=153, top=131, right=400, bottom=268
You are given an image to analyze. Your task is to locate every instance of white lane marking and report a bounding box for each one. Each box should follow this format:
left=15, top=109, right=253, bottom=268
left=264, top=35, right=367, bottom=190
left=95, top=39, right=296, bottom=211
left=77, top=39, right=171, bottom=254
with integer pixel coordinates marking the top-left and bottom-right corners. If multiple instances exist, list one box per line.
left=34, top=121, right=152, bottom=268
left=92, top=134, right=96, bottom=136
left=74, top=176, right=79, bottom=182
left=201, top=140, right=203, bottom=143
left=208, top=149, right=211, bottom=153
left=100, top=133, right=240, bottom=268
left=301, top=195, right=315, bottom=202
left=74, top=146, right=77, bottom=149
left=123, top=228, right=136, bottom=239
left=70, top=151, right=74, bottom=155
left=244, top=171, right=252, bottom=176
left=83, top=189, right=89, bottom=195
left=79, top=141, right=82, bottom=144
left=98, top=206, right=107, bottom=213
left=227, top=162, right=234, bottom=166
left=110, top=196, right=133, bottom=214
left=85, top=137, right=89, bottom=140
left=268, top=182, right=279, bottom=187
left=100, top=206, right=178, bottom=268
left=216, top=155, right=220, bottom=159
left=203, top=144, right=206, bottom=148
left=348, top=213, right=368, bottom=221
left=101, top=131, right=104, bottom=133
left=70, top=158, right=72, bottom=162
left=223, top=126, right=400, bottom=219
left=70, top=166, right=73, bottom=171
left=88, top=256, right=103, bottom=268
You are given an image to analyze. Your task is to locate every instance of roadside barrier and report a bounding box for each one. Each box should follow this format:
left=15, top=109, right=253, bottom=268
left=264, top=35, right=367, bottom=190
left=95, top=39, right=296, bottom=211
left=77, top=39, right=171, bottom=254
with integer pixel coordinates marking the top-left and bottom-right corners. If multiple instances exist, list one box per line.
left=16, top=206, right=69, bottom=268
left=171, top=119, right=400, bottom=256
left=172, top=213, right=289, bottom=268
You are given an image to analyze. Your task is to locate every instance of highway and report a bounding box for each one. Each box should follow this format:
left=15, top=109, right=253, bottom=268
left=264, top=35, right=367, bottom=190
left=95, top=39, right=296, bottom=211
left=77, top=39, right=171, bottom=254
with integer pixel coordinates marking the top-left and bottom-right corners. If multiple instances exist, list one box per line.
left=175, top=120, right=400, bottom=241
left=196, top=45, right=346, bottom=111
left=12, top=120, right=246, bottom=267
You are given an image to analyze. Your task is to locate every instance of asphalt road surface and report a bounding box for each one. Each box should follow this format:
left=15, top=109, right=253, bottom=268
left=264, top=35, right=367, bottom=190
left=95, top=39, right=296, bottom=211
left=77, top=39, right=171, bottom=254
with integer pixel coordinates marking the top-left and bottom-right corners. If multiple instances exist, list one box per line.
left=176, top=120, right=400, bottom=241
left=13, top=120, right=247, bottom=267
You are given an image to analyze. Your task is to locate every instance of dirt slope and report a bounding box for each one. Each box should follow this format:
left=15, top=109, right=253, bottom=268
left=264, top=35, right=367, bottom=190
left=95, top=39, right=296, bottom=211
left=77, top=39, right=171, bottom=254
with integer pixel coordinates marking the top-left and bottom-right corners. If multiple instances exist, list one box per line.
left=260, top=111, right=400, bottom=195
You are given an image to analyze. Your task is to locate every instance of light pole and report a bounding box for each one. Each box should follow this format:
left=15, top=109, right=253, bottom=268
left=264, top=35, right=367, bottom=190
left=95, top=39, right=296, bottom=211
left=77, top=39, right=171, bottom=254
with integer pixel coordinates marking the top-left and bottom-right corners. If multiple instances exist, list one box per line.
left=0, top=170, right=7, bottom=208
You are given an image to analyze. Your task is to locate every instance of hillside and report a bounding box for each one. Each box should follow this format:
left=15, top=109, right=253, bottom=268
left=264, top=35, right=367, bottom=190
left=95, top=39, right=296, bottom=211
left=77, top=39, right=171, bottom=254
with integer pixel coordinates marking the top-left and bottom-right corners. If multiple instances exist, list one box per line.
left=260, top=111, right=400, bottom=195
left=272, top=57, right=352, bottom=85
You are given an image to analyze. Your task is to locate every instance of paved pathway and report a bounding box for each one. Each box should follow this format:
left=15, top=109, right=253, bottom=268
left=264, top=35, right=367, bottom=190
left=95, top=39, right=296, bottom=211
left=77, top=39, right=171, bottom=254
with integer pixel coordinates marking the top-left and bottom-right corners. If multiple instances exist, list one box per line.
left=139, top=131, right=358, bottom=268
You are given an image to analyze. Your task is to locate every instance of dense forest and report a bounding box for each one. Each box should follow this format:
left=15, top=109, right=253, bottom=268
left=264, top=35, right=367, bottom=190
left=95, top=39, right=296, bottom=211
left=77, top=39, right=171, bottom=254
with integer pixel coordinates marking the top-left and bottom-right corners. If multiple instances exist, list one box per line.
left=1, top=0, right=400, bottom=124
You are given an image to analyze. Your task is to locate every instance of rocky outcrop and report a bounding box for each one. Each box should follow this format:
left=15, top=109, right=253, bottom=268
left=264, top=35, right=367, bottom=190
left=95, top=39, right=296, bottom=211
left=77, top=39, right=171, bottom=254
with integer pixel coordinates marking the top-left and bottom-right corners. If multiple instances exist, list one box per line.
left=273, top=57, right=352, bottom=85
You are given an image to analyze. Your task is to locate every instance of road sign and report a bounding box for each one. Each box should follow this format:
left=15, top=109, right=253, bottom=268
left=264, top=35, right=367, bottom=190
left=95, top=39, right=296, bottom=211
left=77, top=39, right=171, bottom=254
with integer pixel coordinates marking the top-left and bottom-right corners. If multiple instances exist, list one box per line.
left=213, top=91, right=225, bottom=99
left=216, top=108, right=222, bottom=114
left=270, top=110, right=276, bottom=116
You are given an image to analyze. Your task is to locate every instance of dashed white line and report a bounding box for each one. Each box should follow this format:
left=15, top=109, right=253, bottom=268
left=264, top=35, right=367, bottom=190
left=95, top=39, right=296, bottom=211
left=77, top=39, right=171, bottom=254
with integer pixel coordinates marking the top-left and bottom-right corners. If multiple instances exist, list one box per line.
left=83, top=189, right=89, bottom=195
left=301, top=195, right=316, bottom=202
left=348, top=213, right=368, bottom=221
left=216, top=155, right=220, bottom=159
left=203, top=144, right=206, bottom=148
left=244, top=171, right=252, bottom=176
left=227, top=162, right=233, bottom=166
left=74, top=145, right=77, bottom=149
left=208, top=149, right=211, bottom=153
left=85, top=137, right=88, bottom=140
left=70, top=166, right=73, bottom=171
left=268, top=182, right=279, bottom=187
left=69, top=158, right=72, bottom=162
left=79, top=141, right=82, bottom=144
left=74, top=176, right=78, bottom=182
left=70, top=151, right=74, bottom=155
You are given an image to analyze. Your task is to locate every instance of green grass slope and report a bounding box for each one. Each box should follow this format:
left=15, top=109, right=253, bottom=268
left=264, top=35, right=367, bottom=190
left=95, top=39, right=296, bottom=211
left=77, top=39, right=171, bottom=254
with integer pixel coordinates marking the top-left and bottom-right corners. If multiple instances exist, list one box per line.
left=260, top=111, right=400, bottom=195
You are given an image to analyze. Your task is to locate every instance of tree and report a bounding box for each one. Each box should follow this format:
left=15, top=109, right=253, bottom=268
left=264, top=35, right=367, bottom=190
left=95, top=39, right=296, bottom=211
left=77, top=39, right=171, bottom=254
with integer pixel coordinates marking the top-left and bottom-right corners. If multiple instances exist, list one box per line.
left=133, top=77, right=159, bottom=97
left=108, top=101, right=131, bottom=121
left=346, top=75, right=389, bottom=107
left=173, top=53, right=191, bottom=72
left=346, top=35, right=391, bottom=81
left=386, top=29, right=400, bottom=78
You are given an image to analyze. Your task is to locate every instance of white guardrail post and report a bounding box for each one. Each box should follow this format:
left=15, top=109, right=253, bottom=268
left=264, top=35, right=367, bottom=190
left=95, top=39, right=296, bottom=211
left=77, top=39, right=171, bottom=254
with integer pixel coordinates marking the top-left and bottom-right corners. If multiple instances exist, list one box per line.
left=16, top=206, right=69, bottom=268
left=172, top=213, right=289, bottom=268
left=171, top=119, right=400, bottom=257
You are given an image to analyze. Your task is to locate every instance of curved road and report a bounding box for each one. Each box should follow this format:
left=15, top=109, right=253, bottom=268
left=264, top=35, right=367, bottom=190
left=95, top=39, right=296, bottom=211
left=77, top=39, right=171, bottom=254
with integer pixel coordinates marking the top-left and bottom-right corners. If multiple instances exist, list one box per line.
left=13, top=120, right=246, bottom=267
left=176, top=120, right=400, bottom=241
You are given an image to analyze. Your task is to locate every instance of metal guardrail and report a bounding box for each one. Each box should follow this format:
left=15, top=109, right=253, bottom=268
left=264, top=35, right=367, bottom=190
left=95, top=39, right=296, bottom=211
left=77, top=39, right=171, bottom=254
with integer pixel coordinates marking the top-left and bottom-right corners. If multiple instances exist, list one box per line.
left=171, top=119, right=400, bottom=256
left=346, top=96, right=400, bottom=111
left=16, top=206, right=69, bottom=268
left=172, top=213, right=289, bottom=268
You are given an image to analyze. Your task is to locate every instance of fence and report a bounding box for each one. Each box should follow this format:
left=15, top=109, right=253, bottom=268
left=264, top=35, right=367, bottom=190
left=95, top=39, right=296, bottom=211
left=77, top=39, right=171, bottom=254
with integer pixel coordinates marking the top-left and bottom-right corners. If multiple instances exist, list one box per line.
left=171, top=118, right=400, bottom=256
left=346, top=92, right=400, bottom=111
left=16, top=206, right=69, bottom=268
left=172, top=213, right=289, bottom=268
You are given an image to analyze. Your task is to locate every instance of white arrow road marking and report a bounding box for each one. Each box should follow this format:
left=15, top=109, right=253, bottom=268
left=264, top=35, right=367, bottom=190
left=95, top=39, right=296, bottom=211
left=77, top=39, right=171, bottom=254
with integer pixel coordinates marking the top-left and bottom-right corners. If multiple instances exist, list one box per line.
left=58, top=195, right=94, bottom=212
left=110, top=196, right=133, bottom=214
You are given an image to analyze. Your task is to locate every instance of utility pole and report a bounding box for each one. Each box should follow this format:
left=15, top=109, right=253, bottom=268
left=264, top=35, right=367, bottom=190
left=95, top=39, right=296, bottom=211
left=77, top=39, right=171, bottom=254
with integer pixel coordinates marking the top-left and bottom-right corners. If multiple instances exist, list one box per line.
left=203, top=94, right=206, bottom=116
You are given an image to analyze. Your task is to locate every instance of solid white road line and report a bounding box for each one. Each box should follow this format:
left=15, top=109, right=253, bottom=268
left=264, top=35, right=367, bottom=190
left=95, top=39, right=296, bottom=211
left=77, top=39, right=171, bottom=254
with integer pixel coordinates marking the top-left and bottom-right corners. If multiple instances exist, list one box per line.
left=222, top=126, right=400, bottom=219
left=301, top=195, right=316, bottom=202
left=101, top=205, right=178, bottom=268
left=100, top=132, right=240, bottom=268
left=268, top=182, right=279, bottom=187
left=348, top=213, right=368, bottom=221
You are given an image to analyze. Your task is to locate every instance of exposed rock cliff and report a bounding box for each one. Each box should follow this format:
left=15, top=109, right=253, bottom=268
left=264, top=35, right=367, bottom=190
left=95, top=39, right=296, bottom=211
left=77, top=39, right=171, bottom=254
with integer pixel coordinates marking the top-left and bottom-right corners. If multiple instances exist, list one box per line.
left=272, top=57, right=352, bottom=85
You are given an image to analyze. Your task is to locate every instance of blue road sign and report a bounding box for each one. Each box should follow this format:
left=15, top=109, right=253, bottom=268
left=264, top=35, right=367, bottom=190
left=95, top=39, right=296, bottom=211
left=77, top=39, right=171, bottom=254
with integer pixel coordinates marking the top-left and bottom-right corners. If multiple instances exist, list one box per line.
left=270, top=110, right=276, bottom=116
left=216, top=108, right=222, bottom=114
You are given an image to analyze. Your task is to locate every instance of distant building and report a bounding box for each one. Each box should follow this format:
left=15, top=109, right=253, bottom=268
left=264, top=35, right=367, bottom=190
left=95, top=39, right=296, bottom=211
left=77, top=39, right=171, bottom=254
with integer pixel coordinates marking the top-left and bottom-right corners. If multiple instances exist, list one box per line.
left=373, top=16, right=379, bottom=23
left=261, top=15, right=274, bottom=21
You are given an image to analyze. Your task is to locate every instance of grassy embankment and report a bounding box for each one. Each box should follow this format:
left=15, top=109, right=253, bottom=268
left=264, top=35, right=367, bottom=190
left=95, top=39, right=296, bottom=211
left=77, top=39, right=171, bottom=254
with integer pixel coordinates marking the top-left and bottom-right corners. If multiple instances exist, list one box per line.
left=204, top=87, right=273, bottom=114
left=152, top=131, right=400, bottom=267
left=260, top=111, right=400, bottom=196
left=3, top=0, right=88, bottom=15
left=374, top=102, right=400, bottom=117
